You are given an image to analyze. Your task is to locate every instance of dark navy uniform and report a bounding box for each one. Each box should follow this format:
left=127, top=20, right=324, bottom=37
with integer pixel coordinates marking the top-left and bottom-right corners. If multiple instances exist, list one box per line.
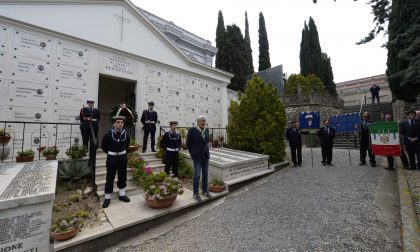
left=317, top=126, right=336, bottom=165
left=141, top=109, right=158, bottom=152
left=101, top=129, right=130, bottom=194
left=160, top=130, right=182, bottom=177
left=359, top=118, right=376, bottom=166
left=79, top=106, right=100, bottom=147
left=285, top=127, right=303, bottom=166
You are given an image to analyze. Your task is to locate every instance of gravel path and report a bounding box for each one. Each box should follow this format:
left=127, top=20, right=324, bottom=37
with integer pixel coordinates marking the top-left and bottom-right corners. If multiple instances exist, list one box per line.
left=108, top=148, right=401, bottom=252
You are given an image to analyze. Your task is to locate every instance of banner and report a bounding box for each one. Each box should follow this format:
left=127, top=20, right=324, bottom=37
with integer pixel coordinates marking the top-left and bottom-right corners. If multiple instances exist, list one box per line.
left=330, top=112, right=360, bottom=133
left=369, top=122, right=401, bottom=156
left=299, top=111, right=320, bottom=129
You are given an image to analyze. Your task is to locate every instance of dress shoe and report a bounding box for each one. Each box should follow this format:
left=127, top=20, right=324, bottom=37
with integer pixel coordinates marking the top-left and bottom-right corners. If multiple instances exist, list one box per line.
left=371, top=163, right=376, bottom=167
left=327, top=163, right=334, bottom=166
left=322, top=162, right=326, bottom=166
left=102, top=199, right=110, bottom=208
left=294, top=164, right=297, bottom=167
left=142, top=149, right=146, bottom=153
left=119, top=195, right=130, bottom=202
left=298, top=163, right=302, bottom=167
left=359, top=162, right=366, bottom=166
left=151, top=149, right=156, bottom=152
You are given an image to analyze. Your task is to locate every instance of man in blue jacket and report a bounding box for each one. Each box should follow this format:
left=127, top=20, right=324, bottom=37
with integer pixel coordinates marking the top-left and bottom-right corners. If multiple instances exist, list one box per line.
left=317, top=119, right=336, bottom=166
left=187, top=115, right=212, bottom=202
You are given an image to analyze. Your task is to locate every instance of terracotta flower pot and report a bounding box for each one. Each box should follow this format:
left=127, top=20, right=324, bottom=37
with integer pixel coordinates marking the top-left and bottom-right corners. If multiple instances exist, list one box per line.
left=45, top=155, right=57, bottom=160
left=0, top=135, right=11, bottom=144
left=50, top=226, right=80, bottom=241
left=16, top=156, right=34, bottom=162
left=145, top=194, right=177, bottom=209
left=128, top=145, right=140, bottom=153
left=209, top=184, right=225, bottom=193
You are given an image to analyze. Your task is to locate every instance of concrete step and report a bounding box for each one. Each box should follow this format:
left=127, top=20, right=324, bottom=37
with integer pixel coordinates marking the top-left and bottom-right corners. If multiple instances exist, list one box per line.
left=95, top=168, right=134, bottom=181
left=97, top=182, right=143, bottom=201
left=143, top=157, right=162, bottom=165
left=96, top=176, right=136, bottom=192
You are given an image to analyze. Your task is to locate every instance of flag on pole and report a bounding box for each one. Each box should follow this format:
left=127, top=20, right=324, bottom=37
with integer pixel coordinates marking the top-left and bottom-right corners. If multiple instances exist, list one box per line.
left=369, top=122, right=401, bottom=156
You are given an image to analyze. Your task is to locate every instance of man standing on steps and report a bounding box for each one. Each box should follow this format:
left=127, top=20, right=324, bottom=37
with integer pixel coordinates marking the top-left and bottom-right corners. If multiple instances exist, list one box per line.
left=285, top=120, right=305, bottom=167
left=141, top=101, right=158, bottom=153
left=318, top=119, right=335, bottom=166
left=79, top=98, right=100, bottom=148
left=101, top=116, right=131, bottom=208
left=359, top=112, right=376, bottom=167
left=187, top=115, right=212, bottom=202
left=160, top=121, right=182, bottom=177
left=370, top=83, right=380, bottom=104
left=400, top=111, right=420, bottom=170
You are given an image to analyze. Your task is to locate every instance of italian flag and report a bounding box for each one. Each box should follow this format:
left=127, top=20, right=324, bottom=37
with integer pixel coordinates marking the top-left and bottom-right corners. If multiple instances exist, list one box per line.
left=370, top=122, right=401, bottom=156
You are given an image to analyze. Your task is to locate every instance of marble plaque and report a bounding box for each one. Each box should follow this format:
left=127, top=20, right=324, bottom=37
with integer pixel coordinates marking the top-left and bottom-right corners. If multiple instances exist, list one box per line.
left=8, top=80, right=49, bottom=108
left=6, top=106, right=48, bottom=122
left=53, top=86, right=86, bottom=108
left=57, top=41, right=89, bottom=67
left=0, top=162, right=57, bottom=252
left=55, top=64, right=87, bottom=88
left=166, top=71, right=181, bottom=85
left=197, top=92, right=209, bottom=105
left=198, top=79, right=210, bottom=93
left=53, top=109, right=81, bottom=124
left=211, top=83, right=221, bottom=93
left=101, top=53, right=138, bottom=79
left=0, top=78, right=8, bottom=105
left=12, top=29, right=52, bottom=60
left=0, top=52, right=8, bottom=77
left=145, top=65, right=165, bottom=83
left=0, top=26, right=9, bottom=52
left=145, top=82, right=165, bottom=99
left=183, top=91, right=196, bottom=105
left=11, top=55, right=51, bottom=82
left=166, top=86, right=181, bottom=100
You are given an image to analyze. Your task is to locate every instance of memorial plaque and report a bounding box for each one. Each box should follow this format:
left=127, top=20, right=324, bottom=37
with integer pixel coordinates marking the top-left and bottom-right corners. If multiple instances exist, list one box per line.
left=166, top=86, right=181, bottom=100
left=53, top=86, right=86, bottom=108
left=57, top=41, right=89, bottom=67
left=0, top=78, right=8, bottom=105
left=145, top=65, right=165, bottom=82
left=0, top=26, right=10, bottom=52
left=211, top=83, right=221, bottom=93
left=12, top=29, right=52, bottom=60
left=8, top=80, right=49, bottom=108
left=6, top=106, right=48, bottom=122
left=0, top=161, right=57, bottom=252
left=101, top=53, right=138, bottom=79
left=183, top=91, right=196, bottom=105
left=166, top=71, right=181, bottom=85
left=198, top=79, right=210, bottom=93
left=53, top=109, right=80, bottom=124
left=55, top=64, right=87, bottom=88
left=197, top=92, right=209, bottom=105
left=145, top=82, right=164, bottom=99
left=0, top=52, right=8, bottom=78
left=11, top=55, right=51, bottom=82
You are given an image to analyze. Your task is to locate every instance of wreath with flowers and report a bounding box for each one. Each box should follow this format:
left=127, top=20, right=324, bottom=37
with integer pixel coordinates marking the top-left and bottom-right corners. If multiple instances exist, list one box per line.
left=109, top=103, right=138, bottom=129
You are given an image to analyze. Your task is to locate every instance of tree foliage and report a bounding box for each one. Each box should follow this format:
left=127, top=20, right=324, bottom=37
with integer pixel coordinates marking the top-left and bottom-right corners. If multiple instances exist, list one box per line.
left=224, top=25, right=248, bottom=92
left=244, top=11, right=254, bottom=74
left=258, top=12, right=271, bottom=71
left=227, top=76, right=286, bottom=163
left=215, top=10, right=226, bottom=70
left=321, top=53, right=337, bottom=95
left=284, top=74, right=325, bottom=96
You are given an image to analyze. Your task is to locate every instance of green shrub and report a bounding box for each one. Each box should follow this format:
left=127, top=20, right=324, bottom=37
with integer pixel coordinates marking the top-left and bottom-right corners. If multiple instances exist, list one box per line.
left=210, top=178, right=224, bottom=186
left=58, top=160, right=91, bottom=181
left=178, top=152, right=193, bottom=179
left=17, top=149, right=35, bottom=157
left=68, top=194, right=81, bottom=203
left=65, top=144, right=88, bottom=159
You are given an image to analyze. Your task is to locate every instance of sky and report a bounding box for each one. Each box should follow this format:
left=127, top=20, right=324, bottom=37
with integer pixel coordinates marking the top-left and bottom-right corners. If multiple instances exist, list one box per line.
left=132, top=0, right=388, bottom=83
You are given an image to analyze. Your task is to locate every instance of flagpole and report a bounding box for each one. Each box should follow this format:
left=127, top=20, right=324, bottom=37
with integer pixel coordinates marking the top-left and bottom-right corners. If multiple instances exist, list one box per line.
left=346, top=131, right=352, bottom=165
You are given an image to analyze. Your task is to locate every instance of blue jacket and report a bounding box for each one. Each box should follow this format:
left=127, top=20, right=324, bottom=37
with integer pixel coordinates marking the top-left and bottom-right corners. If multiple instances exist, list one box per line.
left=186, top=127, right=209, bottom=160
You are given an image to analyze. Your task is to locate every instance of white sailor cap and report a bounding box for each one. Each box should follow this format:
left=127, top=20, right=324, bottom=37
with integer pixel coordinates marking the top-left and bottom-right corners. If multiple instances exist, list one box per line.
left=87, top=98, right=95, bottom=103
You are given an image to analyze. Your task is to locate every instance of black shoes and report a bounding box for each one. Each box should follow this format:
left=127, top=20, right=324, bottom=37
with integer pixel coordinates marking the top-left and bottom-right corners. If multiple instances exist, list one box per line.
left=322, top=162, right=326, bottom=166
left=327, top=163, right=334, bottom=166
left=371, top=163, right=376, bottom=167
left=119, top=195, right=131, bottom=202
left=297, top=163, right=302, bottom=167
left=293, top=163, right=297, bottom=167
left=102, top=199, right=110, bottom=208
left=193, top=194, right=202, bottom=202
left=142, top=149, right=146, bottom=153
left=151, top=149, right=156, bottom=152
left=359, top=162, right=366, bottom=166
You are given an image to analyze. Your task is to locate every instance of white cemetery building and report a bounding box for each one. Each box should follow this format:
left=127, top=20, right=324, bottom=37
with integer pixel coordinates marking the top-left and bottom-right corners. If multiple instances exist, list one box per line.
left=0, top=0, right=233, bottom=152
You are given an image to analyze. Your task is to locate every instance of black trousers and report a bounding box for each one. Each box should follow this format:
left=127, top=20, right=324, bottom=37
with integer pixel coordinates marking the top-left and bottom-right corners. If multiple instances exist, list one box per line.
left=360, top=141, right=376, bottom=164
left=80, top=124, right=98, bottom=147
left=165, top=151, right=179, bottom=177
left=143, top=127, right=156, bottom=151
left=105, top=155, right=128, bottom=194
left=321, top=145, right=333, bottom=164
left=290, top=145, right=302, bottom=165
left=386, top=156, right=394, bottom=169
left=400, top=146, right=410, bottom=168
left=371, top=94, right=380, bottom=103
left=405, top=143, right=420, bottom=169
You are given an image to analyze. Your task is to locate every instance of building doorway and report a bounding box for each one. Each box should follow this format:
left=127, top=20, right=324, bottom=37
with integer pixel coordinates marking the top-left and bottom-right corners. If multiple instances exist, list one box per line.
left=98, top=74, right=136, bottom=146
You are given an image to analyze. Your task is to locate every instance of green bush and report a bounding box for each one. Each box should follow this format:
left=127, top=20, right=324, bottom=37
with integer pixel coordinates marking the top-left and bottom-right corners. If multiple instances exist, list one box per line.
left=17, top=149, right=35, bottom=157
left=210, top=178, right=224, bottom=186
left=65, top=145, right=88, bottom=159
left=178, top=152, right=193, bottom=179
left=58, top=160, right=91, bottom=181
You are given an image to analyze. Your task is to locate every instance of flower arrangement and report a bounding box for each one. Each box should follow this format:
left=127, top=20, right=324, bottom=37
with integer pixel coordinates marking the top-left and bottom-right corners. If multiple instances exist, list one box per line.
left=42, top=146, right=59, bottom=157
left=0, top=128, right=12, bottom=144
left=209, top=178, right=225, bottom=193
left=65, top=144, right=88, bottom=159
left=143, top=172, right=184, bottom=202
left=16, top=149, right=35, bottom=162
left=130, top=155, right=151, bottom=186
left=109, top=103, right=138, bottom=129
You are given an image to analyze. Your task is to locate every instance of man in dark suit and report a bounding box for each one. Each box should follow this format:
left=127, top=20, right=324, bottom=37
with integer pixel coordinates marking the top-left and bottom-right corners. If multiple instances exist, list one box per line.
left=79, top=98, right=100, bottom=148
left=285, top=120, right=304, bottom=167
left=187, top=115, right=212, bottom=202
left=317, top=119, right=336, bottom=166
left=141, top=101, right=158, bottom=153
left=400, top=110, right=420, bottom=170
left=370, top=84, right=380, bottom=104
left=359, top=112, right=376, bottom=167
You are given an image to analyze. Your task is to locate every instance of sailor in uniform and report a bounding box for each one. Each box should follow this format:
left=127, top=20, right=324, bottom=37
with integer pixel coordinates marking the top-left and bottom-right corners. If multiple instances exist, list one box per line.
left=160, top=121, right=182, bottom=177
left=141, top=101, right=158, bottom=153
left=79, top=98, right=100, bottom=147
left=101, top=116, right=131, bottom=208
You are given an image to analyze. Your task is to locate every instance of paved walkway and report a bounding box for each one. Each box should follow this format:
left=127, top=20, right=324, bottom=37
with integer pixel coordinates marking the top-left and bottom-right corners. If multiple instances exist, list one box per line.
left=107, top=148, right=401, bottom=252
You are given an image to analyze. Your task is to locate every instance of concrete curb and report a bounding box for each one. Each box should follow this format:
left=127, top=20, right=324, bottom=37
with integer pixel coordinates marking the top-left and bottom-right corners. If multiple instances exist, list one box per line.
left=396, top=158, right=420, bottom=252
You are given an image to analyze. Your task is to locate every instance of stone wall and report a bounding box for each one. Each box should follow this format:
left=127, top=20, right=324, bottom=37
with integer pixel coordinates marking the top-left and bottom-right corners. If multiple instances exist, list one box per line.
left=392, top=98, right=420, bottom=121
left=285, top=104, right=343, bottom=123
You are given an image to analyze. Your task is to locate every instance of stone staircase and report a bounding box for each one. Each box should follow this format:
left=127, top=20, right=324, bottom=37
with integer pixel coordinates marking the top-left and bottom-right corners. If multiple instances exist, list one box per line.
left=94, top=151, right=165, bottom=201
left=334, top=102, right=393, bottom=149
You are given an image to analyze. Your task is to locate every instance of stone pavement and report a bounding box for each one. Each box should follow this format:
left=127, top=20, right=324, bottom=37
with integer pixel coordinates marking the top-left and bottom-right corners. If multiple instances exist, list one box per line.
left=106, top=148, right=401, bottom=251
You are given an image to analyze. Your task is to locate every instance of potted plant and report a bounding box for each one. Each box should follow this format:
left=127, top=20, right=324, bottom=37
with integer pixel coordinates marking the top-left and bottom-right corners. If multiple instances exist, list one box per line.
left=50, top=217, right=82, bottom=241
left=209, top=178, right=225, bottom=193
left=65, top=144, right=88, bottom=159
left=42, top=146, right=59, bottom=160
left=128, top=139, right=141, bottom=153
left=16, top=149, right=35, bottom=162
left=0, top=128, right=12, bottom=144
left=143, top=172, right=184, bottom=208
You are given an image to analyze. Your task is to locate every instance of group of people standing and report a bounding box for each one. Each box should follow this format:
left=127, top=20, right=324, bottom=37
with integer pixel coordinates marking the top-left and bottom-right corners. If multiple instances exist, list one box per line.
left=285, top=110, right=420, bottom=171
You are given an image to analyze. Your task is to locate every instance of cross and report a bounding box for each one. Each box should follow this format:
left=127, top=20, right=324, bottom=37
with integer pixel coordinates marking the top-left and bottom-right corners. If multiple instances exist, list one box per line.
left=114, top=9, right=130, bottom=42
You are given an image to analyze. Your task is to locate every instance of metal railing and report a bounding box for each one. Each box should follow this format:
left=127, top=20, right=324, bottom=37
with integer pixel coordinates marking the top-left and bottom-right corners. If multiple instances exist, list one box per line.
left=159, top=126, right=227, bottom=148
left=282, top=94, right=344, bottom=107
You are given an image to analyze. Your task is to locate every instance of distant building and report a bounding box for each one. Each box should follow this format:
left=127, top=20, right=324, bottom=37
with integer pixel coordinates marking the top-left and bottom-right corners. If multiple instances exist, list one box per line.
left=336, top=74, right=391, bottom=106
left=247, top=65, right=285, bottom=95
left=139, top=8, right=217, bottom=66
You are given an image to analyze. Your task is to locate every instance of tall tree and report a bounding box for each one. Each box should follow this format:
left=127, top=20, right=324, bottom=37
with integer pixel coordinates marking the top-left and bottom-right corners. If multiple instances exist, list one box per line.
left=258, top=12, right=271, bottom=71
left=307, top=17, right=322, bottom=79
left=215, top=10, right=226, bottom=70
left=244, top=11, right=254, bottom=74
left=299, top=21, right=310, bottom=76
left=224, top=25, right=248, bottom=92
left=321, top=53, right=337, bottom=95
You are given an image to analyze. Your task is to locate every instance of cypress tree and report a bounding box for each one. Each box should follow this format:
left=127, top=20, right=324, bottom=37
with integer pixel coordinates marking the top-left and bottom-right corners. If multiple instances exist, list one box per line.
left=258, top=12, right=271, bottom=71
left=244, top=11, right=254, bottom=74
left=215, top=10, right=226, bottom=70
left=321, top=53, right=337, bottom=95
left=299, top=21, right=310, bottom=76
left=307, top=17, right=322, bottom=79
left=224, top=25, right=248, bottom=92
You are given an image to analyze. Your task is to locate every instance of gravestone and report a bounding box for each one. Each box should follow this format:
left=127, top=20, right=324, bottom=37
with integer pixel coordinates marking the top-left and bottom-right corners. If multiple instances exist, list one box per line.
left=0, top=161, right=57, bottom=252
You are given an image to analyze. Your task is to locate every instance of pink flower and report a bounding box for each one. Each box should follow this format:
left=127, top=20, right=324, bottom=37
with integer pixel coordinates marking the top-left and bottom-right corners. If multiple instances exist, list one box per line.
left=145, top=166, right=152, bottom=175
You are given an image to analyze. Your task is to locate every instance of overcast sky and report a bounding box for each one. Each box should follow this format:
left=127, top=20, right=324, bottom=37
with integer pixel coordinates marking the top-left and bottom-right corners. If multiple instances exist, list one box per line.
left=132, top=0, right=387, bottom=83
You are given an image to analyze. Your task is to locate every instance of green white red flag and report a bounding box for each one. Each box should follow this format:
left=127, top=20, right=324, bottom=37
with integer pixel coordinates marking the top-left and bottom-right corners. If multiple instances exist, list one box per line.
left=370, top=122, right=401, bottom=156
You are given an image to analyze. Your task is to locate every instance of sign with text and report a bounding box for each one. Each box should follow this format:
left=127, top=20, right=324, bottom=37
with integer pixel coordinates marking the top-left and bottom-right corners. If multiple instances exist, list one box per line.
left=6, top=106, right=48, bottom=122
left=53, top=86, right=86, bottom=109
left=57, top=41, right=89, bottom=67
left=11, top=55, right=51, bottom=82
left=8, top=80, right=49, bottom=108
left=55, top=64, right=86, bottom=88
left=101, top=53, right=138, bottom=79
left=12, top=29, right=52, bottom=60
